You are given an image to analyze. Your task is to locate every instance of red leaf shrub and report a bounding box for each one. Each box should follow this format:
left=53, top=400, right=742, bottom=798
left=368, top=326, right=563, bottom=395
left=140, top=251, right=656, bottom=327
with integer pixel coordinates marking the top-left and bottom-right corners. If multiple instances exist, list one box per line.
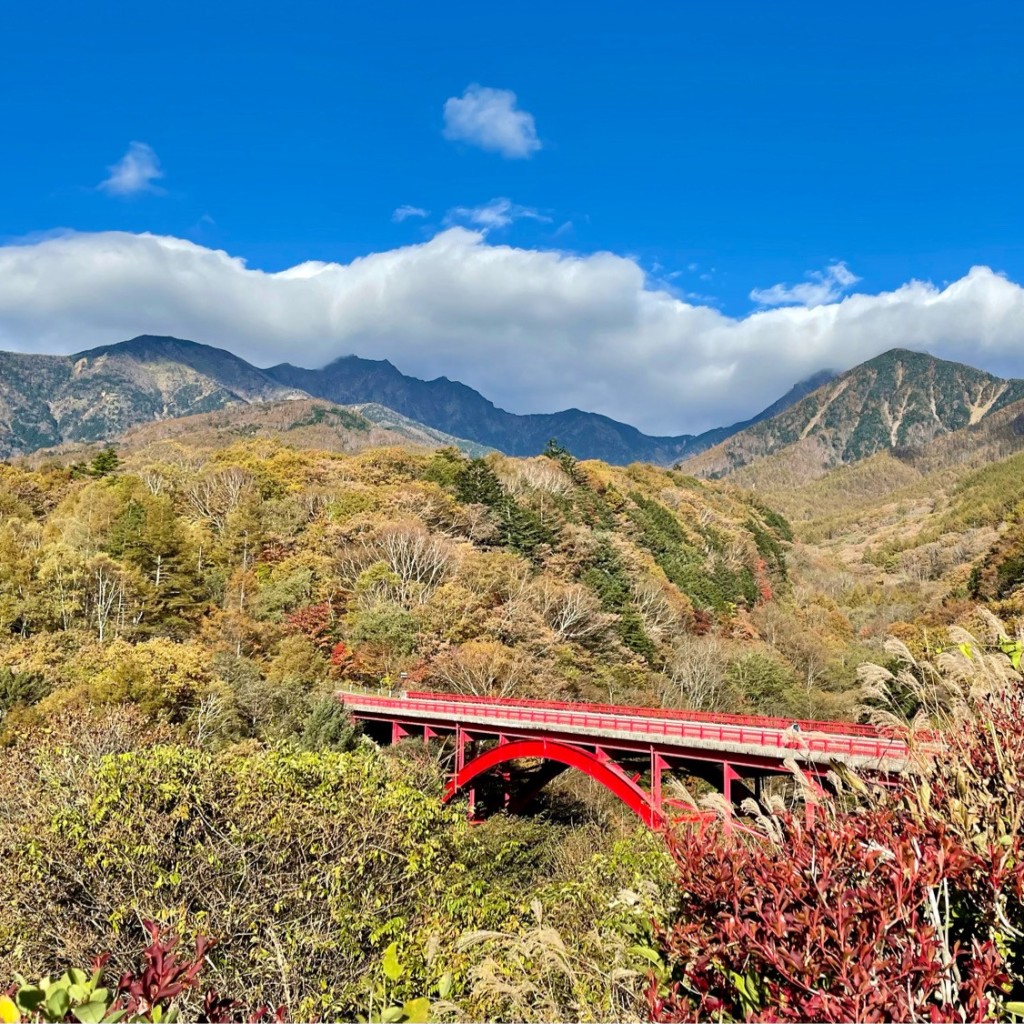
left=753, top=556, right=774, bottom=604
left=651, top=664, right=1024, bottom=1022
left=651, top=811, right=1011, bottom=1022
left=113, top=920, right=210, bottom=1014
left=111, top=921, right=287, bottom=1023
left=330, top=640, right=353, bottom=671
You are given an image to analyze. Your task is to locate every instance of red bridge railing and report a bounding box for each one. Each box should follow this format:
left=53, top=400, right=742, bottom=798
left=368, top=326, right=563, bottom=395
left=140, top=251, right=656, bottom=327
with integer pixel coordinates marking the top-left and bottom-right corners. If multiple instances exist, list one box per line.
left=405, top=690, right=886, bottom=738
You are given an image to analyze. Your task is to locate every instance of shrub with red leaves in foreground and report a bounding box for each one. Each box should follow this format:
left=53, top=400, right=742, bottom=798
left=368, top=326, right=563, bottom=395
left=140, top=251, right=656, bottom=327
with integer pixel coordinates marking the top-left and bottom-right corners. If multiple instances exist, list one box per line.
left=651, top=627, right=1024, bottom=1022
left=2, top=921, right=286, bottom=1023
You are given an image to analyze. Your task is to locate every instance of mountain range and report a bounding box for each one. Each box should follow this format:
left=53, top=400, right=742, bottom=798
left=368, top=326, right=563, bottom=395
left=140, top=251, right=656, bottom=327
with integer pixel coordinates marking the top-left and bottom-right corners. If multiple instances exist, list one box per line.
left=1, top=335, right=1022, bottom=477
left=0, top=335, right=830, bottom=464
left=263, top=353, right=835, bottom=465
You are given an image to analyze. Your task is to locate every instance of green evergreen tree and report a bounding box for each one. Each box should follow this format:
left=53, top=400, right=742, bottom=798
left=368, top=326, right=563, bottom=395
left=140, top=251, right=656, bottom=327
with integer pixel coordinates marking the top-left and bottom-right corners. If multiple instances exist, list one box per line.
left=543, top=438, right=582, bottom=482
left=89, top=447, right=120, bottom=477
left=454, top=459, right=553, bottom=556
left=0, top=668, right=50, bottom=714
left=454, top=458, right=505, bottom=507
left=298, top=697, right=360, bottom=752
left=580, top=539, right=656, bottom=661
left=109, top=494, right=209, bottom=632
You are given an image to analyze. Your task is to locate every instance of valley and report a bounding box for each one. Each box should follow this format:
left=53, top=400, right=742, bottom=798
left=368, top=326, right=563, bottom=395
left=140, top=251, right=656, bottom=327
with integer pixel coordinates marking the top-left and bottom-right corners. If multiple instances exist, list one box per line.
left=3, top=337, right=1024, bottom=1021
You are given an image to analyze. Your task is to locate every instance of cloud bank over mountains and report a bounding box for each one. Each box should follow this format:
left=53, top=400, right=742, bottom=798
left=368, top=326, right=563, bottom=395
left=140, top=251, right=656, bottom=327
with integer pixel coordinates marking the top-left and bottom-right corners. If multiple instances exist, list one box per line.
left=0, top=229, right=1022, bottom=436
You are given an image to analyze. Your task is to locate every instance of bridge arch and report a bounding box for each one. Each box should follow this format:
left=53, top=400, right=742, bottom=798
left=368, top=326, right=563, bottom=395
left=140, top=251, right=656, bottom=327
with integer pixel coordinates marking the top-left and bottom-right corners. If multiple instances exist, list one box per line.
left=442, top=738, right=665, bottom=828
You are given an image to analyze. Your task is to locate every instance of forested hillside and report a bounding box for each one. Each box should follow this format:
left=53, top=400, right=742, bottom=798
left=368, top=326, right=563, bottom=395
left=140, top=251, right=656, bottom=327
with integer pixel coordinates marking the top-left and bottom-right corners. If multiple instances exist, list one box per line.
left=0, top=436, right=832, bottom=734
left=696, top=397, right=1024, bottom=689
left=57, top=397, right=496, bottom=460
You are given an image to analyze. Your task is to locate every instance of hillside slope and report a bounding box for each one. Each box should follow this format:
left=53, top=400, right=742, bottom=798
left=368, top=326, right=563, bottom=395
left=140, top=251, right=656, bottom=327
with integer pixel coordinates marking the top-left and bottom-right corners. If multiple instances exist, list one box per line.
left=51, top=399, right=496, bottom=460
left=681, top=349, right=1024, bottom=481
left=0, top=439, right=799, bottom=715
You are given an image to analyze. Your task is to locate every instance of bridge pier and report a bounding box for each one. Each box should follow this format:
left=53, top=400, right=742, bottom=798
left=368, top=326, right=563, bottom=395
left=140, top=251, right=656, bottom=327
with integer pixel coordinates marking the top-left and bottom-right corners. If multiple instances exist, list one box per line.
left=651, top=751, right=667, bottom=815
left=496, top=735, right=512, bottom=811
left=455, top=726, right=479, bottom=820
left=723, top=763, right=736, bottom=805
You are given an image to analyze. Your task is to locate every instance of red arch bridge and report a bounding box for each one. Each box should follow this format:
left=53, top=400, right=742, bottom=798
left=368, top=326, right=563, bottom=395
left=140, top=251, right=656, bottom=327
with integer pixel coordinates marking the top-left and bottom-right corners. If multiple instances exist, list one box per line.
left=338, top=690, right=915, bottom=829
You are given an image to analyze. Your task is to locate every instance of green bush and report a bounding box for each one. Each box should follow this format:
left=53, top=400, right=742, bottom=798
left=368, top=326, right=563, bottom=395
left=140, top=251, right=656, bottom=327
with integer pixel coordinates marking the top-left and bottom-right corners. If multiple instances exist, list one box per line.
left=348, top=603, right=419, bottom=657
left=0, top=727, right=670, bottom=1022
left=725, top=652, right=801, bottom=716
left=0, top=669, right=49, bottom=715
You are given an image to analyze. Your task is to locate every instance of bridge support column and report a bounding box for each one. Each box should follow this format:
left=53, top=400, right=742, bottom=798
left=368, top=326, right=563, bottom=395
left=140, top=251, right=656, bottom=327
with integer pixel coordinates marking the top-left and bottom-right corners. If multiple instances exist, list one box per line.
left=651, top=751, right=668, bottom=817
left=391, top=721, right=410, bottom=745
left=497, top=734, right=511, bottom=810
left=424, top=725, right=437, bottom=748
left=454, top=727, right=478, bottom=821
left=722, top=762, right=739, bottom=807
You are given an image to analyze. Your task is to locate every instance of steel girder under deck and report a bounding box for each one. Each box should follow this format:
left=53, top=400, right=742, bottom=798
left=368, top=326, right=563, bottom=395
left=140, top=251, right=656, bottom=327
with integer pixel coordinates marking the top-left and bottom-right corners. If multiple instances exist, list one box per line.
left=370, top=718, right=785, bottom=828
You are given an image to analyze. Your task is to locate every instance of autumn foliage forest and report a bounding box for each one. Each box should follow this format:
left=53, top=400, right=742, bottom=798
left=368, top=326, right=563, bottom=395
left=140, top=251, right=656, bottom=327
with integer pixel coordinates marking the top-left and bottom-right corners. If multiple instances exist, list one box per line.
left=3, top=431, right=1024, bottom=1021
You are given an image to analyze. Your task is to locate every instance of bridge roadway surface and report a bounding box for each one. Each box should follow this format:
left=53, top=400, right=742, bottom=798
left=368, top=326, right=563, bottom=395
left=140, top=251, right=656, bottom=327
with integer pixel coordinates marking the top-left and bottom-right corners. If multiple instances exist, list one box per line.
left=338, top=690, right=913, bottom=775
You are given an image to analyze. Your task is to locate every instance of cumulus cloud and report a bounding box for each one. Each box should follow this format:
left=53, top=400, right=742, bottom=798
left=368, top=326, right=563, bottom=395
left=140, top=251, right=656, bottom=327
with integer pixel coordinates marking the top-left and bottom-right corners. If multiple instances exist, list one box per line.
left=392, top=205, right=429, bottom=223
left=99, top=142, right=164, bottom=196
left=750, top=261, right=860, bottom=307
left=443, top=85, right=541, bottom=159
left=0, top=230, right=1023, bottom=436
left=444, top=198, right=549, bottom=232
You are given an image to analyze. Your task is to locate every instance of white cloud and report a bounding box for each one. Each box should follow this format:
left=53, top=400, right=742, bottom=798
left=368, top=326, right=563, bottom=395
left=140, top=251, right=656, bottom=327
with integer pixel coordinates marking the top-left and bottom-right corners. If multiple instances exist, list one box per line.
left=750, top=261, right=860, bottom=307
left=392, top=205, right=429, bottom=223
left=443, top=85, right=541, bottom=159
left=0, top=230, right=1023, bottom=436
left=99, top=142, right=164, bottom=196
left=445, top=198, right=549, bottom=232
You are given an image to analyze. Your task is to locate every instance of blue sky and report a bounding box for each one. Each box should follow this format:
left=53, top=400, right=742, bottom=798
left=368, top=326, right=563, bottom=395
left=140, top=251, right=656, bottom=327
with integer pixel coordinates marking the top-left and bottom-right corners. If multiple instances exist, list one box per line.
left=1, top=0, right=1023, bottom=433
left=5, top=0, right=1023, bottom=309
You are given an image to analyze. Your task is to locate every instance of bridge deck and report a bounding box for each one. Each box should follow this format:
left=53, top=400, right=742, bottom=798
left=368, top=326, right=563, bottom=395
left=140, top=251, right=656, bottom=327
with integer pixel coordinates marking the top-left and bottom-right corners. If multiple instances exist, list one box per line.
left=339, top=690, right=914, bottom=773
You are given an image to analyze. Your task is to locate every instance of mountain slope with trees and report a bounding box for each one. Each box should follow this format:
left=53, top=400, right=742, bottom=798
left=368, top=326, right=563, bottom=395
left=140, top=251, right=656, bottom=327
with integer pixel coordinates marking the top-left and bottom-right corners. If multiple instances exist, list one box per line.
left=55, top=397, right=496, bottom=461
left=0, top=438, right=812, bottom=728
left=681, top=348, right=1024, bottom=481
left=0, top=336, right=304, bottom=458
